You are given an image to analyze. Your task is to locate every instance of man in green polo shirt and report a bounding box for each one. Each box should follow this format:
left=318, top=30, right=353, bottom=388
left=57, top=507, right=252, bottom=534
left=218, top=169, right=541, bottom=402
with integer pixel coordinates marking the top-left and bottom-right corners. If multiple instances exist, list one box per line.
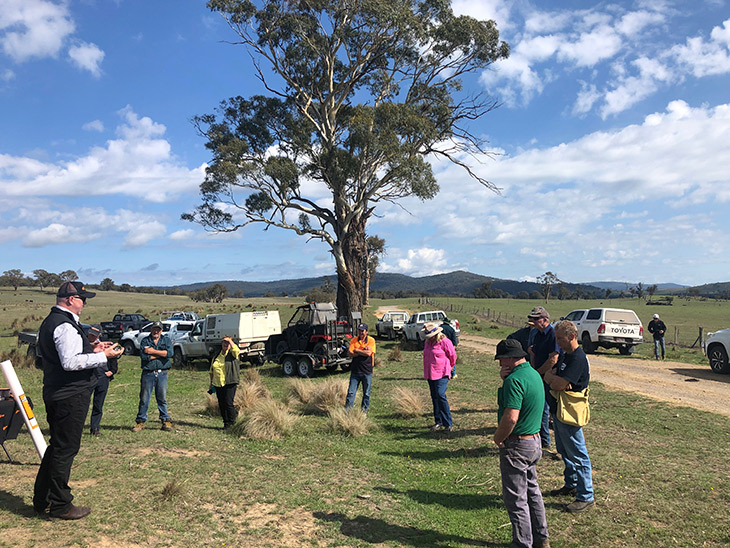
left=494, top=338, right=550, bottom=548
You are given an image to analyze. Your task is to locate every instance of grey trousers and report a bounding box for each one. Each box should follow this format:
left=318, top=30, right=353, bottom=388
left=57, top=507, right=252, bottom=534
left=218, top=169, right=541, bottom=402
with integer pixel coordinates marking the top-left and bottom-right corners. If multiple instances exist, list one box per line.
left=499, top=436, right=549, bottom=548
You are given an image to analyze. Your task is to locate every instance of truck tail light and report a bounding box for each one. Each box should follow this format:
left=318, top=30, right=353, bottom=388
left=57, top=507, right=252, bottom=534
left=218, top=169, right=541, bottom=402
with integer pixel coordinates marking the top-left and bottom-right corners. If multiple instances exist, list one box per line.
left=639, top=326, right=644, bottom=336
left=454, top=320, right=460, bottom=329
left=597, top=323, right=605, bottom=334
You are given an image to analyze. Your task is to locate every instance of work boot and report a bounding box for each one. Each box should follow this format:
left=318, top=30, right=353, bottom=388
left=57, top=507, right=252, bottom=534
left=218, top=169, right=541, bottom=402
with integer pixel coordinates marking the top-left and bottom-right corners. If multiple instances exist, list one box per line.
left=90, top=429, right=101, bottom=437
left=132, top=422, right=145, bottom=432
left=549, top=485, right=577, bottom=497
left=565, top=499, right=595, bottom=513
left=51, top=504, right=91, bottom=520
left=161, top=421, right=173, bottom=431
left=534, top=538, right=550, bottom=548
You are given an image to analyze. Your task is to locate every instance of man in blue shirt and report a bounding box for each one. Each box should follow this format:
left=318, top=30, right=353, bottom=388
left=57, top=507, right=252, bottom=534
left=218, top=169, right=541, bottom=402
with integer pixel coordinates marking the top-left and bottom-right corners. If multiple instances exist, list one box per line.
left=133, top=322, right=173, bottom=432
left=527, top=306, right=562, bottom=449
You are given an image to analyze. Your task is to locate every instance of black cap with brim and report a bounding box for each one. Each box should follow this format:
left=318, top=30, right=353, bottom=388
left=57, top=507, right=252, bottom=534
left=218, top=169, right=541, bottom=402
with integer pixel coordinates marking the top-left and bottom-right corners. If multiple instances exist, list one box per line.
left=494, top=339, right=529, bottom=360
left=57, top=281, right=96, bottom=299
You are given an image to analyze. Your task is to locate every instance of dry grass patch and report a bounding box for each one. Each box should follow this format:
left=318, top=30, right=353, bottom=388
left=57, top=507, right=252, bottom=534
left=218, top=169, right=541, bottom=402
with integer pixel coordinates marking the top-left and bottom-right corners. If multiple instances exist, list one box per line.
left=387, top=344, right=404, bottom=362
left=0, top=348, right=36, bottom=369
left=287, top=377, right=348, bottom=414
left=328, top=407, right=372, bottom=437
left=234, top=399, right=299, bottom=440
left=159, top=479, right=185, bottom=502
left=203, top=393, right=219, bottom=416
left=235, top=379, right=271, bottom=412
left=390, top=386, right=426, bottom=418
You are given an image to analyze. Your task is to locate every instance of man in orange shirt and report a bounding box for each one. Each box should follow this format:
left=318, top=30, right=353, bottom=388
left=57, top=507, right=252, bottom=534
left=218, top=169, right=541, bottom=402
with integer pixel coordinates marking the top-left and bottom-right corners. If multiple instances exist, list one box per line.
left=345, top=323, right=376, bottom=413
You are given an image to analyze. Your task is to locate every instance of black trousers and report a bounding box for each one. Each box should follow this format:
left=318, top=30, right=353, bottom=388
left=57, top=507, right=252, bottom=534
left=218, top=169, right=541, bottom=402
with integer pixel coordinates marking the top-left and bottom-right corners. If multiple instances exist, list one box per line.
left=90, top=375, right=109, bottom=431
left=215, top=383, right=238, bottom=428
left=33, top=389, right=92, bottom=515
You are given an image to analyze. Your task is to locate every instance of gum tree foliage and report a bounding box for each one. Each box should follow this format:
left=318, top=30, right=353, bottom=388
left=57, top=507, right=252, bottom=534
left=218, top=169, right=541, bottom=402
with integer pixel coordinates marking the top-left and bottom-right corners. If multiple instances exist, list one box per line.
left=184, top=0, right=509, bottom=318
left=2, top=269, right=24, bottom=290
left=537, top=271, right=561, bottom=304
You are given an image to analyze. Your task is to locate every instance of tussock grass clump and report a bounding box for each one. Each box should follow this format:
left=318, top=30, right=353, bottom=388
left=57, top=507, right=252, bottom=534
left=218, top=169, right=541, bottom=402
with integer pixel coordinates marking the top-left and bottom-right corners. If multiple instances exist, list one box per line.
left=286, top=378, right=315, bottom=406
left=233, top=399, right=298, bottom=440
left=288, top=378, right=348, bottom=414
left=0, top=348, right=36, bottom=370
left=203, top=393, right=219, bottom=416
left=311, top=378, right=348, bottom=413
left=387, top=345, right=404, bottom=362
left=390, top=386, right=426, bottom=418
left=241, top=367, right=262, bottom=384
left=328, top=407, right=372, bottom=437
left=159, top=479, right=185, bottom=502
left=234, top=380, right=271, bottom=412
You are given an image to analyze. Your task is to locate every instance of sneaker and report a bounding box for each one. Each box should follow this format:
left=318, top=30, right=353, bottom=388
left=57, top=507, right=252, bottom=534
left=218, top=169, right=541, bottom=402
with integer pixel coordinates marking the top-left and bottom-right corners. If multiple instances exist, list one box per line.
left=565, top=499, right=595, bottom=513
left=431, top=424, right=444, bottom=431
left=444, top=426, right=453, bottom=432
left=549, top=485, right=577, bottom=497
left=132, top=422, right=145, bottom=432
left=161, top=421, right=173, bottom=431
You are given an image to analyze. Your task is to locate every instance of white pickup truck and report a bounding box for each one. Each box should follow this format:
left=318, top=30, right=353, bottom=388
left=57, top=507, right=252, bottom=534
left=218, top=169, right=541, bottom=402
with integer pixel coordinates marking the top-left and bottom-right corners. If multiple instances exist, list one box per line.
left=172, top=311, right=281, bottom=367
left=703, top=329, right=730, bottom=373
left=120, top=320, right=195, bottom=356
left=561, top=308, right=643, bottom=355
left=402, top=310, right=460, bottom=348
left=375, top=311, right=409, bottom=340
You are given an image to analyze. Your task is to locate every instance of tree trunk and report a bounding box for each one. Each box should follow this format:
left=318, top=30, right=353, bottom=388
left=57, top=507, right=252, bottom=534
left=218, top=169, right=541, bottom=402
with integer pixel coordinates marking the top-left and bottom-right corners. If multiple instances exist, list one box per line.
left=335, top=217, right=367, bottom=320
left=363, top=255, right=370, bottom=306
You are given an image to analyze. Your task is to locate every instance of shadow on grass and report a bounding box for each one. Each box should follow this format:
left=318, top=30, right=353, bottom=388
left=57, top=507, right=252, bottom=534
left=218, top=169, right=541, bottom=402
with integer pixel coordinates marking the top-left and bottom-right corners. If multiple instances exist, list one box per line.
left=314, top=511, right=504, bottom=547
left=380, top=423, right=496, bottom=441
left=376, top=486, right=504, bottom=511
left=0, top=489, right=35, bottom=517
left=380, top=445, right=496, bottom=461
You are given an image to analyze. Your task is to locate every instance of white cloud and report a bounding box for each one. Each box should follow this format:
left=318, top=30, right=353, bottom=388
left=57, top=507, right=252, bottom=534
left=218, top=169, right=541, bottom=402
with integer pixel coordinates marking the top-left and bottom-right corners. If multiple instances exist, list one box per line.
left=169, top=229, right=194, bottom=241
left=380, top=247, right=449, bottom=276
left=82, top=119, right=104, bottom=132
left=0, top=106, right=206, bottom=202
left=0, top=0, right=75, bottom=62
left=1, top=69, right=15, bottom=81
left=23, top=222, right=93, bottom=247
left=557, top=24, right=623, bottom=67
left=672, top=18, right=730, bottom=77
left=616, top=10, right=665, bottom=36
left=68, top=41, right=104, bottom=77
left=573, top=81, right=601, bottom=115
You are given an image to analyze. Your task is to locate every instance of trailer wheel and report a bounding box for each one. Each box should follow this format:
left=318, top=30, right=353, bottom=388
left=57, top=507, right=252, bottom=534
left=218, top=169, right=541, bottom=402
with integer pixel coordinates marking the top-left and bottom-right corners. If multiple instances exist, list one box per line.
left=340, top=362, right=351, bottom=372
left=297, top=357, right=314, bottom=378
left=282, top=356, right=296, bottom=376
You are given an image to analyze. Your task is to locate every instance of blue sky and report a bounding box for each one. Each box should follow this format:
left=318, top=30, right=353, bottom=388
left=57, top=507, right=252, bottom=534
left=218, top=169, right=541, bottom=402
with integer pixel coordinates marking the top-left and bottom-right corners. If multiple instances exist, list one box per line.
left=1, top=0, right=729, bottom=288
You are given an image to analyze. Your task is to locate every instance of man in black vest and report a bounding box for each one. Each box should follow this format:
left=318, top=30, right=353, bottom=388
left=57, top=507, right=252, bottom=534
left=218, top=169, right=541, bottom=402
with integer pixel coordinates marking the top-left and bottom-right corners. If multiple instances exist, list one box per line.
left=33, top=282, right=123, bottom=520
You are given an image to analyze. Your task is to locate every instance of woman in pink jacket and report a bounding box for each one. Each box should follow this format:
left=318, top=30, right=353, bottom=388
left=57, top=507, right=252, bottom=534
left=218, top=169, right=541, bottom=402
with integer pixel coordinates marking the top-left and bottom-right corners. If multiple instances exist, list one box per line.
left=422, top=322, right=457, bottom=431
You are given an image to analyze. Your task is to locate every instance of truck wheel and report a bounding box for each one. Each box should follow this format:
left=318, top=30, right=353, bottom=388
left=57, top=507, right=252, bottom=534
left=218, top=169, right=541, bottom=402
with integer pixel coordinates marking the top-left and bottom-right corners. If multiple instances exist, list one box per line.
left=282, top=357, right=296, bottom=377
left=340, top=362, right=351, bottom=372
left=173, top=347, right=186, bottom=368
left=619, top=345, right=634, bottom=356
left=708, top=345, right=730, bottom=374
left=123, top=341, right=136, bottom=356
left=581, top=334, right=596, bottom=354
left=297, top=357, right=314, bottom=378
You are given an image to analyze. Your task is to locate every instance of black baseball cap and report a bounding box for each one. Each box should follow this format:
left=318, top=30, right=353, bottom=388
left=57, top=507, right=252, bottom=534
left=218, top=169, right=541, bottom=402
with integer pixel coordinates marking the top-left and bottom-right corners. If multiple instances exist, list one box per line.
left=57, top=281, right=96, bottom=299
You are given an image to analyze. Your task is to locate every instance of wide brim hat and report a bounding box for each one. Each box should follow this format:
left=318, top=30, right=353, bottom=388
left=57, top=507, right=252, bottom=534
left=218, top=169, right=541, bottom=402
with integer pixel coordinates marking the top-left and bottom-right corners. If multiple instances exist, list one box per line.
left=422, top=323, right=443, bottom=338
left=494, top=339, right=529, bottom=360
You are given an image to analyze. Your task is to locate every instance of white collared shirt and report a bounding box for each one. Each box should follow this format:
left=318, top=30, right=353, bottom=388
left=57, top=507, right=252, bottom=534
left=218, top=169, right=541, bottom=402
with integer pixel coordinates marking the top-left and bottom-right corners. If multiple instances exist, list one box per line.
left=52, top=305, right=107, bottom=371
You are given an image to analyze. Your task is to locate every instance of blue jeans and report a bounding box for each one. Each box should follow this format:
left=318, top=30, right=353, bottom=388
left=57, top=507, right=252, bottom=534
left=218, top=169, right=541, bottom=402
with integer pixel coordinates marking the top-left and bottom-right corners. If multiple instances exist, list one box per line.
left=552, top=413, right=594, bottom=501
left=427, top=377, right=452, bottom=427
left=345, top=372, right=372, bottom=412
left=90, top=374, right=110, bottom=431
left=499, top=437, right=549, bottom=548
left=654, top=337, right=665, bottom=359
left=136, top=370, right=170, bottom=423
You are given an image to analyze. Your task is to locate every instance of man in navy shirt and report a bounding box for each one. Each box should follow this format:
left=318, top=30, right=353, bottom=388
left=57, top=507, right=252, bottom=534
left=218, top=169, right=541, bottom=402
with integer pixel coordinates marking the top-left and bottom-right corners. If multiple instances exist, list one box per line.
left=527, top=307, right=562, bottom=449
left=544, top=320, right=595, bottom=513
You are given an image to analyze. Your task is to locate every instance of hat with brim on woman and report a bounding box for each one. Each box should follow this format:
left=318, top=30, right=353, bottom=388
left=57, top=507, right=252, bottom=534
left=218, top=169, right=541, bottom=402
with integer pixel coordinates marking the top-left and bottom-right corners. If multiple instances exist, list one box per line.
left=422, top=323, right=443, bottom=338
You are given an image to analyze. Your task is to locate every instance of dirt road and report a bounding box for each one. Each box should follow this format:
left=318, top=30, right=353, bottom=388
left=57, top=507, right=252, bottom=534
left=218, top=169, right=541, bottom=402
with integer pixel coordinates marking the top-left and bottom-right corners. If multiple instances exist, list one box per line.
left=458, top=334, right=730, bottom=418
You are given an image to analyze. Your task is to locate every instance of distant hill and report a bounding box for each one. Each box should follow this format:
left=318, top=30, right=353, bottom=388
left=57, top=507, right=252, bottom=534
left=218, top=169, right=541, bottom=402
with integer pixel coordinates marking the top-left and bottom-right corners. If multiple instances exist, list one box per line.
left=680, top=281, right=730, bottom=298
left=587, top=281, right=688, bottom=291
left=176, top=270, right=604, bottom=298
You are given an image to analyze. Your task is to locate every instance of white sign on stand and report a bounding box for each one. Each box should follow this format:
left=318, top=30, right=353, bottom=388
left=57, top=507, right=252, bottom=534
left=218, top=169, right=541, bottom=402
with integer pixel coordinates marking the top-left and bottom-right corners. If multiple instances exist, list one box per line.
left=1, top=360, right=47, bottom=459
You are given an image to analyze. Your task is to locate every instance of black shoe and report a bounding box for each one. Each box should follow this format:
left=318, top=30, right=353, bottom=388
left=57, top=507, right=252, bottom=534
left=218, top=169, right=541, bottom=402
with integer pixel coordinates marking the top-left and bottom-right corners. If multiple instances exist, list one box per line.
left=549, top=485, right=577, bottom=497
left=565, top=499, right=595, bottom=513
left=50, top=504, right=91, bottom=520
left=90, top=429, right=101, bottom=437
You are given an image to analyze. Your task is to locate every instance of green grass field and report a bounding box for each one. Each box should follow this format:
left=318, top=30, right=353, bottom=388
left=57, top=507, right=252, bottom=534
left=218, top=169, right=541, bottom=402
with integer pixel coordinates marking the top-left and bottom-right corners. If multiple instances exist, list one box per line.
left=2, top=289, right=730, bottom=546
